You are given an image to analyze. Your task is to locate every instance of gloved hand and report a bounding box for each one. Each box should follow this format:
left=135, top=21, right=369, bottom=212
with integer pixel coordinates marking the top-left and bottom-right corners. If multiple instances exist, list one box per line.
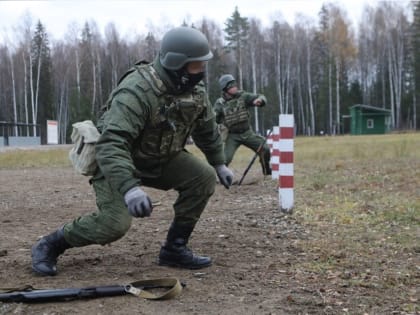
left=124, top=187, right=153, bottom=218
left=215, top=164, right=234, bottom=189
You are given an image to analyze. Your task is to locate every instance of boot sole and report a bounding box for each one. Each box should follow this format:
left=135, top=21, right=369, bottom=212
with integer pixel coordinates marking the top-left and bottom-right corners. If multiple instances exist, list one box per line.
left=31, top=264, right=57, bottom=276
left=158, top=259, right=212, bottom=270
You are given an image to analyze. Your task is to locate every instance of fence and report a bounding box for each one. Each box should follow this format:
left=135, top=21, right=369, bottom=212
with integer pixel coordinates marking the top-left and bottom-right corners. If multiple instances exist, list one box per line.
left=0, top=121, right=41, bottom=147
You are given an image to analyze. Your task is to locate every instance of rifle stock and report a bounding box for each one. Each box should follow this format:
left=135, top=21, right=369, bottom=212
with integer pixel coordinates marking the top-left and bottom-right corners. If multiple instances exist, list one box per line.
left=0, top=285, right=131, bottom=303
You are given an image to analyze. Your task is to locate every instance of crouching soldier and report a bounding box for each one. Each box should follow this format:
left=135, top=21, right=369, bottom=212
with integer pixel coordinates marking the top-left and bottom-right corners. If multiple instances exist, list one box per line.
left=31, top=27, right=233, bottom=276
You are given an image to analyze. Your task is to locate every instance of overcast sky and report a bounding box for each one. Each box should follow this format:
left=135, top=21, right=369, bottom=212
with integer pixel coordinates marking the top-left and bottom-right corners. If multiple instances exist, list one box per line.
left=0, top=0, right=413, bottom=42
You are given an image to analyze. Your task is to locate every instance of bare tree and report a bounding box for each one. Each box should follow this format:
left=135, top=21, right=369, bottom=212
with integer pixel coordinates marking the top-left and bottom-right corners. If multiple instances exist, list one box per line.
left=383, top=2, right=409, bottom=129
left=105, top=22, right=122, bottom=89
left=248, top=18, right=263, bottom=133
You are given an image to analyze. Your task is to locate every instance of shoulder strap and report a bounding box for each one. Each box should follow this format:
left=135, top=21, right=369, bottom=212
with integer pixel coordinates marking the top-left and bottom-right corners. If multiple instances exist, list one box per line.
left=126, top=277, right=183, bottom=300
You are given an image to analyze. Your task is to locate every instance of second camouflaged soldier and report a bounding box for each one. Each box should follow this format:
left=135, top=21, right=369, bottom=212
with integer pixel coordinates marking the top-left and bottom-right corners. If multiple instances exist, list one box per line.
left=31, top=27, right=234, bottom=276
left=214, top=74, right=271, bottom=176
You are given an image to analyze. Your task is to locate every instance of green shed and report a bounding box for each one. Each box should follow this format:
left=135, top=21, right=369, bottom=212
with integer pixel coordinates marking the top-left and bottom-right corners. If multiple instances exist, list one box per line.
left=350, top=104, right=391, bottom=135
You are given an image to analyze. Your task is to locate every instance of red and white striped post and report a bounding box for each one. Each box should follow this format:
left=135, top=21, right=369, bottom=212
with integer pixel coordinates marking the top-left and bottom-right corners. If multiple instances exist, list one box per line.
left=269, top=126, right=280, bottom=180
left=278, top=114, right=294, bottom=212
left=269, top=115, right=294, bottom=213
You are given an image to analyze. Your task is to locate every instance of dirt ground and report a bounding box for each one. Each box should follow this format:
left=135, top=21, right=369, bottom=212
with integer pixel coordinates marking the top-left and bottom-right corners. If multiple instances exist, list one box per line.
left=0, top=153, right=418, bottom=314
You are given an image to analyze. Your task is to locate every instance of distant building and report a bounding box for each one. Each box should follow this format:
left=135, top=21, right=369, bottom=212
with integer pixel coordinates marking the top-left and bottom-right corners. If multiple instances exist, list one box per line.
left=349, top=105, right=391, bottom=135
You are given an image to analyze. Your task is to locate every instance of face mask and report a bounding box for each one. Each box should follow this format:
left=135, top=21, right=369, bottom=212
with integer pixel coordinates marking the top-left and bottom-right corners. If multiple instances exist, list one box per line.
left=179, top=71, right=205, bottom=92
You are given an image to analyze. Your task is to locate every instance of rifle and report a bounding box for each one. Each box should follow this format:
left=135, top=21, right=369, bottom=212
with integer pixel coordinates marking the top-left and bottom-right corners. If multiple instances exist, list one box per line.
left=0, top=278, right=184, bottom=303
left=238, top=129, right=272, bottom=185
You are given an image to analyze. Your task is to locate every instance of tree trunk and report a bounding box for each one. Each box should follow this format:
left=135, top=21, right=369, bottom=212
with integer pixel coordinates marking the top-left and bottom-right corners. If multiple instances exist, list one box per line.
left=29, top=49, right=36, bottom=136
left=97, top=50, right=103, bottom=108
left=9, top=51, right=18, bottom=136
left=335, top=58, right=340, bottom=135
left=413, top=84, right=417, bottom=130
left=22, top=52, right=29, bottom=136
left=307, top=39, right=315, bottom=135
left=388, top=57, right=395, bottom=128
left=91, top=55, right=97, bottom=114
left=276, top=39, right=283, bottom=114
left=250, top=49, right=259, bottom=133
left=238, top=38, right=243, bottom=90
left=35, top=46, right=42, bottom=125
left=328, top=61, right=333, bottom=134
left=284, top=50, right=291, bottom=114
left=75, top=49, right=81, bottom=112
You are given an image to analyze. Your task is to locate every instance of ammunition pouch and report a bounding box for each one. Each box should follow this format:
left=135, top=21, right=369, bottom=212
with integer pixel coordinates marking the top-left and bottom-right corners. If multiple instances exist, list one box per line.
left=68, top=120, right=100, bottom=176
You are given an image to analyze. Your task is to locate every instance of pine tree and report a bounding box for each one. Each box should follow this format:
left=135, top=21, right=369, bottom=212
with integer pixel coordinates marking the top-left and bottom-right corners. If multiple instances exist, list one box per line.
left=32, top=20, right=53, bottom=143
left=223, top=6, right=249, bottom=89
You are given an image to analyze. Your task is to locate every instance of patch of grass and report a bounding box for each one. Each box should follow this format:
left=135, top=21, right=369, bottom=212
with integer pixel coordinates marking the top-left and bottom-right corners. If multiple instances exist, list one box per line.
left=291, top=133, right=420, bottom=310
left=0, top=148, right=71, bottom=169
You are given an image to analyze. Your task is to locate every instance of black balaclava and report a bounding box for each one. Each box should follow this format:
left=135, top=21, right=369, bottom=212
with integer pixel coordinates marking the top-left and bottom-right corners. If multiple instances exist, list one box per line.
left=166, top=66, right=205, bottom=94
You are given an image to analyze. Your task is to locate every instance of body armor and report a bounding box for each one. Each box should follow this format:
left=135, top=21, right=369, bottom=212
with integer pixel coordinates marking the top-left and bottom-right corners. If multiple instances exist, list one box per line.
left=101, top=63, right=207, bottom=161
left=218, top=92, right=250, bottom=133
left=137, top=65, right=207, bottom=160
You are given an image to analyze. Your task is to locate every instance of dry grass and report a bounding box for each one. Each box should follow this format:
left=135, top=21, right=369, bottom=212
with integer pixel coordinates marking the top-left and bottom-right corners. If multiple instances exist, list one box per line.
left=0, top=147, right=71, bottom=169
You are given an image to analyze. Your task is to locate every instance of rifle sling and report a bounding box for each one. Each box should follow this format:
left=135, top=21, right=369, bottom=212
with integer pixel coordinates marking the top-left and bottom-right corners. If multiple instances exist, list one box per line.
left=0, top=277, right=183, bottom=303
left=126, top=277, right=183, bottom=300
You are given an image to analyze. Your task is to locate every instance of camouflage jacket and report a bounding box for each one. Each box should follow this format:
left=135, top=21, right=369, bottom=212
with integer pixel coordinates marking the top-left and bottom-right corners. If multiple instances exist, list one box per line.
left=95, top=57, right=224, bottom=195
left=213, top=91, right=266, bottom=133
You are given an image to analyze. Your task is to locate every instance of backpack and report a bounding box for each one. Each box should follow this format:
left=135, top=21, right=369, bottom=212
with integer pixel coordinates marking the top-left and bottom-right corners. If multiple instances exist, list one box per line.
left=68, top=120, right=100, bottom=176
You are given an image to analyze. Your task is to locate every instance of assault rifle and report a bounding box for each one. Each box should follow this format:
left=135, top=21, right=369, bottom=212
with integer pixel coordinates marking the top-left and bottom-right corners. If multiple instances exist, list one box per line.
left=238, top=129, right=272, bottom=185
left=0, top=278, right=184, bottom=303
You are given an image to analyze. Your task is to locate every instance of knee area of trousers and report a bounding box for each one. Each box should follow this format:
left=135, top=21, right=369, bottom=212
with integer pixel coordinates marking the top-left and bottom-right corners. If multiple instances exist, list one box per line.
left=199, top=165, right=217, bottom=194
left=97, top=215, right=132, bottom=244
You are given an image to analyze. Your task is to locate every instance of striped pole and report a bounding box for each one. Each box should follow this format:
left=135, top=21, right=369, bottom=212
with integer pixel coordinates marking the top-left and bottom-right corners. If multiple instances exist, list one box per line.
left=278, top=115, right=294, bottom=213
left=269, top=126, right=280, bottom=180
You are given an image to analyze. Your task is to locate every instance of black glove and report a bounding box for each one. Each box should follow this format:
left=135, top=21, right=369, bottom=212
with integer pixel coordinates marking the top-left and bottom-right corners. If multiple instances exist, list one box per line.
left=124, top=187, right=153, bottom=218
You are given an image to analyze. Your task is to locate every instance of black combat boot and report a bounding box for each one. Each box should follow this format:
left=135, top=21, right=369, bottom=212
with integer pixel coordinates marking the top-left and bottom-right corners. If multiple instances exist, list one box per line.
left=261, top=150, right=272, bottom=175
left=31, top=227, right=72, bottom=276
left=158, top=222, right=212, bottom=269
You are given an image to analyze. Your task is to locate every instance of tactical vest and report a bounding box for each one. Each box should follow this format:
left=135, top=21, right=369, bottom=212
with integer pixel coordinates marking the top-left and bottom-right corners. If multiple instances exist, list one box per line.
left=114, top=63, right=207, bottom=160
left=221, top=92, right=250, bottom=133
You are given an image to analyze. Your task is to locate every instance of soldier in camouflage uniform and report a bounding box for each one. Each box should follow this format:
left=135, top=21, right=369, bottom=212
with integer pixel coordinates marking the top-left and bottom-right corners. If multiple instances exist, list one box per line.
left=31, top=27, right=234, bottom=276
left=214, top=74, right=271, bottom=176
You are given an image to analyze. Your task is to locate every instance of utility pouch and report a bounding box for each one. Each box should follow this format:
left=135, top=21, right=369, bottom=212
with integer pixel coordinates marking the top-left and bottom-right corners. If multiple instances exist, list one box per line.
left=68, top=120, right=100, bottom=176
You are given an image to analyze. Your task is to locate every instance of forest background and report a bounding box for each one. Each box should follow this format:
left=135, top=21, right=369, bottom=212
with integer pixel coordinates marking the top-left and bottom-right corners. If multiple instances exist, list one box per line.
left=0, top=1, right=419, bottom=144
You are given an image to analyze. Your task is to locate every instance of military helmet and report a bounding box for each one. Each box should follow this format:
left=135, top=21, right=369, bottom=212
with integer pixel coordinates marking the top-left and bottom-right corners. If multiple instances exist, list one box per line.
left=159, top=27, right=213, bottom=71
left=218, top=74, right=236, bottom=90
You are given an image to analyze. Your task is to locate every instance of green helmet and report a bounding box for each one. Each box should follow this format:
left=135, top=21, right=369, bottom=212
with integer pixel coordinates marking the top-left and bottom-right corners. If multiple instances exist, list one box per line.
left=159, top=27, right=213, bottom=71
left=219, top=74, right=236, bottom=90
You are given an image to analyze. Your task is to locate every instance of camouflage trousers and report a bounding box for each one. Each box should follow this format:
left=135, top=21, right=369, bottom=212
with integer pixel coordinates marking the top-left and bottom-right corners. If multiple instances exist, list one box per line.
left=63, top=150, right=216, bottom=247
left=224, top=130, right=271, bottom=175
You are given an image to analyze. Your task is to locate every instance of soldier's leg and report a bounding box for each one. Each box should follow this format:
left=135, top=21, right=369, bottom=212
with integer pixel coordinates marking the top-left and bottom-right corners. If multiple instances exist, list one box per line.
left=32, top=173, right=132, bottom=276
left=242, top=132, right=272, bottom=175
left=64, top=174, right=133, bottom=246
left=224, top=133, right=241, bottom=166
left=142, top=150, right=216, bottom=269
